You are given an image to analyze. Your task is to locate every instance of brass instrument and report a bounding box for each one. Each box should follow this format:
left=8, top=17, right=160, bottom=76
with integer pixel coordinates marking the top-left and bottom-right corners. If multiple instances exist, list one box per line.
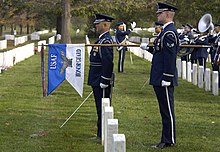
left=177, top=13, right=214, bottom=57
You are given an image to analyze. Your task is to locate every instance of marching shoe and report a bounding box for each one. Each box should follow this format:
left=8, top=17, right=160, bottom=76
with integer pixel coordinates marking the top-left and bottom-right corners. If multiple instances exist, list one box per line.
left=151, top=142, right=175, bottom=149
left=89, top=136, right=101, bottom=141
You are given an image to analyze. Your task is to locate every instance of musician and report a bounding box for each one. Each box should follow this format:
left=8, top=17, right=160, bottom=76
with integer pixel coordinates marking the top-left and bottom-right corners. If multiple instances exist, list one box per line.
left=148, top=22, right=163, bottom=53
left=179, top=24, right=194, bottom=62
left=194, top=31, right=209, bottom=70
left=88, top=14, right=114, bottom=140
left=209, top=24, right=220, bottom=88
left=141, top=2, right=179, bottom=149
left=209, top=24, right=220, bottom=69
left=115, top=22, right=136, bottom=72
left=154, top=21, right=163, bottom=35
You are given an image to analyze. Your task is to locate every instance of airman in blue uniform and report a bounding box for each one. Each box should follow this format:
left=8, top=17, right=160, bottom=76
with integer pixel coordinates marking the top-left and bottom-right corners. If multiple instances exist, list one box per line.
left=141, top=2, right=179, bottom=149
left=88, top=14, right=114, bottom=139
left=179, top=24, right=194, bottom=62
left=115, top=22, right=135, bottom=72
left=209, top=24, right=220, bottom=87
left=194, top=31, right=209, bottom=70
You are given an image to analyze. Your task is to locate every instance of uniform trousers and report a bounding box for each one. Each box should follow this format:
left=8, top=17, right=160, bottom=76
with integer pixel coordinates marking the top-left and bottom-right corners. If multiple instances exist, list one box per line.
left=198, top=57, right=207, bottom=70
left=153, top=86, right=176, bottom=144
left=118, top=48, right=126, bottom=72
left=92, top=86, right=111, bottom=138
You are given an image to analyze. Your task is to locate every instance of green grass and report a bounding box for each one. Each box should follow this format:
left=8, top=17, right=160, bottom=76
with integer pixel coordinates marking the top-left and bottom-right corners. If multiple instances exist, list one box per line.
left=0, top=43, right=219, bottom=152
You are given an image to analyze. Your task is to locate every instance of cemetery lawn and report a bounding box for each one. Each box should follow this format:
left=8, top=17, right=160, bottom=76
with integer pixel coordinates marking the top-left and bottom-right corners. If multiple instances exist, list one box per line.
left=0, top=43, right=219, bottom=152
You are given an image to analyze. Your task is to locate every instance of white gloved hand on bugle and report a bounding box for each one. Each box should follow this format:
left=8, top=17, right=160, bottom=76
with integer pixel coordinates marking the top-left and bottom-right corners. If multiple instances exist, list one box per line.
left=140, top=43, right=149, bottom=50
left=130, top=22, right=136, bottom=30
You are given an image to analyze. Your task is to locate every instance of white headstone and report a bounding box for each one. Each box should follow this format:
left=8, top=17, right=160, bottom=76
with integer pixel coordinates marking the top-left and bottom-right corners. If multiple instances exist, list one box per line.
left=177, top=58, right=181, bottom=78
left=212, top=71, right=219, bottom=96
left=205, top=68, right=211, bottom=91
left=31, top=32, right=40, bottom=40
left=56, top=34, right=61, bottom=41
left=187, top=62, right=192, bottom=82
left=192, top=64, right=197, bottom=85
left=182, top=61, right=186, bottom=79
left=104, top=119, right=118, bottom=152
left=141, top=37, right=149, bottom=43
left=102, top=98, right=110, bottom=145
left=198, top=66, right=204, bottom=88
left=104, top=107, right=114, bottom=147
left=0, top=40, right=7, bottom=50
left=112, top=134, right=126, bottom=152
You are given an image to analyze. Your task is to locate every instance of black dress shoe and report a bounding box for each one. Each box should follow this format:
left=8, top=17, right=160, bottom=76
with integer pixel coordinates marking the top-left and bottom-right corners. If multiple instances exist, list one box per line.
left=151, top=142, right=174, bottom=149
left=89, top=136, right=101, bottom=141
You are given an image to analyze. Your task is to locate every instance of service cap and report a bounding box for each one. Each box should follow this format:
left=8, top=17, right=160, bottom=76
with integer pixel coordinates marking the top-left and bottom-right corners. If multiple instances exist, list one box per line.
left=94, top=14, right=114, bottom=24
left=156, top=2, right=178, bottom=14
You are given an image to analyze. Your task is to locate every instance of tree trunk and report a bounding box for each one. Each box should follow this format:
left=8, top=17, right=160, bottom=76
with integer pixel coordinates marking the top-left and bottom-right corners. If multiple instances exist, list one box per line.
left=61, top=0, right=71, bottom=43
left=56, top=15, right=62, bottom=34
left=10, top=24, right=14, bottom=35
left=27, top=23, right=30, bottom=34
left=0, top=25, right=3, bottom=36
left=19, top=24, right=23, bottom=35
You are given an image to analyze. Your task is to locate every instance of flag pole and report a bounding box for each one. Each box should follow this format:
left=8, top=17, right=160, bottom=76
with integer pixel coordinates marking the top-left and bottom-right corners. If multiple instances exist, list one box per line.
left=39, top=44, right=211, bottom=48
left=41, top=44, right=47, bottom=97
left=60, top=91, right=93, bottom=128
left=85, top=44, right=211, bottom=48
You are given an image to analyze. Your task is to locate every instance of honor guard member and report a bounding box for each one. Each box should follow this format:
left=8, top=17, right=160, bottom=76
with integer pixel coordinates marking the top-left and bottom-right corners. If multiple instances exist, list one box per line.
left=115, top=22, right=136, bottom=72
left=209, top=24, right=220, bottom=70
left=140, top=23, right=169, bottom=53
left=209, top=24, right=220, bottom=87
left=194, top=31, right=209, bottom=70
left=154, top=21, right=163, bottom=35
left=180, top=24, right=194, bottom=61
left=141, top=2, right=179, bottom=149
left=88, top=14, right=114, bottom=140
left=143, top=22, right=163, bottom=53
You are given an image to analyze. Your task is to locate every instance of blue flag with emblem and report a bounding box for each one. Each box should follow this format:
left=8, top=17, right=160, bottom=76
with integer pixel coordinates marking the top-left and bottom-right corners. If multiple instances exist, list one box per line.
left=48, top=44, right=85, bottom=97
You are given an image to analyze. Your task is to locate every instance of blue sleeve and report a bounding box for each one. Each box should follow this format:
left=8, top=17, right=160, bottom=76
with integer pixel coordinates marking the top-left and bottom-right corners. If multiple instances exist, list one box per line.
left=162, top=32, right=178, bottom=82
left=100, top=39, right=114, bottom=85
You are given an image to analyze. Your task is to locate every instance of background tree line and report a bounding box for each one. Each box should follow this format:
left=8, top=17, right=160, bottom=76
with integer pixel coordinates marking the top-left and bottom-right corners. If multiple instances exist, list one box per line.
left=0, top=0, right=220, bottom=42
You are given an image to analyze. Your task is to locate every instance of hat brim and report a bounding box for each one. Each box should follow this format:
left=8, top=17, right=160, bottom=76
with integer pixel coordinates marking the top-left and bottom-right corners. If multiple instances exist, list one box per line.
left=93, top=19, right=105, bottom=24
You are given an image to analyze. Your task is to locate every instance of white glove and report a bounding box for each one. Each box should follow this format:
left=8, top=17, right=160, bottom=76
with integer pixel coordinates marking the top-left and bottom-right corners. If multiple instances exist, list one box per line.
left=130, top=22, right=136, bottom=30
left=100, top=83, right=109, bottom=88
left=183, top=37, right=190, bottom=42
left=140, top=43, right=149, bottom=50
left=161, top=80, right=171, bottom=87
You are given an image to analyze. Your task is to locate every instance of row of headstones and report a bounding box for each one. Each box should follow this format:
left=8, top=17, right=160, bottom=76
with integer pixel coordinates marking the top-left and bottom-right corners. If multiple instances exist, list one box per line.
left=110, top=36, right=154, bottom=44
left=0, top=35, right=59, bottom=70
left=125, top=42, right=219, bottom=96
left=176, top=59, right=219, bottom=96
left=0, top=43, right=35, bottom=71
left=102, top=98, right=126, bottom=152
left=3, top=30, right=61, bottom=46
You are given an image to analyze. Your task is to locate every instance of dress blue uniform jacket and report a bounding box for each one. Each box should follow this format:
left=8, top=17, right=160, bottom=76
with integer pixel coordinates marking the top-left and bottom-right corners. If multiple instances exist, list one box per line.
left=115, top=29, right=131, bottom=43
left=195, top=35, right=209, bottom=59
left=209, top=33, right=220, bottom=64
left=150, top=22, right=179, bottom=86
left=88, top=32, right=114, bottom=86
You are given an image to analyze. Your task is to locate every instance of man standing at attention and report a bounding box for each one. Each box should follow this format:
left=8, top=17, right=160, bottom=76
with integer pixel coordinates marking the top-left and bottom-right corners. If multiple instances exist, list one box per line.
left=88, top=14, right=114, bottom=140
left=141, top=2, right=179, bottom=149
left=115, top=22, right=136, bottom=73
